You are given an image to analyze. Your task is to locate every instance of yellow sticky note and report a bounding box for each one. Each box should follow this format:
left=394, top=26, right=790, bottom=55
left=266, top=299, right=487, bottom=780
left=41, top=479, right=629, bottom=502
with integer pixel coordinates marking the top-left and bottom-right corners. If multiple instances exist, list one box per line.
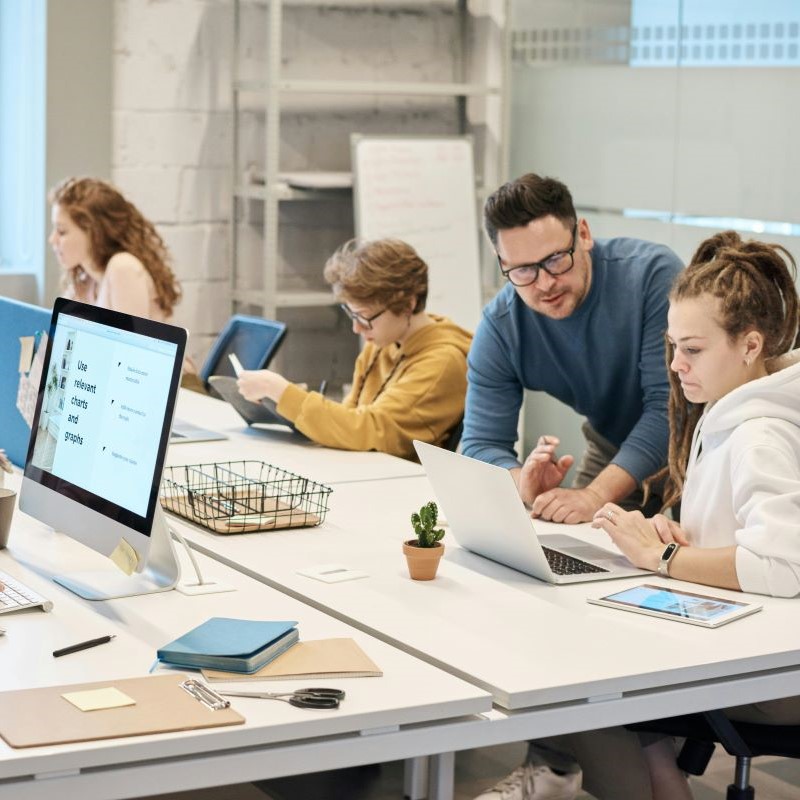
left=63, top=687, right=136, bottom=712
left=18, top=337, right=35, bottom=374
left=110, top=538, right=140, bottom=575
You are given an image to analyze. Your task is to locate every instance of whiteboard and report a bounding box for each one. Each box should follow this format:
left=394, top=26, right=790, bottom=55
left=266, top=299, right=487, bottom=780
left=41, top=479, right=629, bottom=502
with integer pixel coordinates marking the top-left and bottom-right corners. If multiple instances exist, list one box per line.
left=352, top=135, right=482, bottom=332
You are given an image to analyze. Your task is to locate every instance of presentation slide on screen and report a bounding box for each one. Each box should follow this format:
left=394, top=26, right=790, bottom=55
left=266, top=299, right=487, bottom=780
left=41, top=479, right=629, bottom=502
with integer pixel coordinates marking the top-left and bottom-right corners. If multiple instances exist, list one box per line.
left=30, top=314, right=177, bottom=517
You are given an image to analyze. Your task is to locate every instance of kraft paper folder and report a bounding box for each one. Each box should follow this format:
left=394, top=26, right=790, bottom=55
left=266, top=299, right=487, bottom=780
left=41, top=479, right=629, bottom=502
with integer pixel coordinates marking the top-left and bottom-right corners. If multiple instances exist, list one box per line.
left=203, top=637, right=382, bottom=682
left=0, top=674, right=244, bottom=749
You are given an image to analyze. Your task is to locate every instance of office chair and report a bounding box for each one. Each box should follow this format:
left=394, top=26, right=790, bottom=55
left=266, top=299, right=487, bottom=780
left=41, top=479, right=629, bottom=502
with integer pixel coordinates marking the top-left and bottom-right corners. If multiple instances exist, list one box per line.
left=200, top=315, right=287, bottom=392
left=443, top=417, right=464, bottom=453
left=628, top=710, right=800, bottom=799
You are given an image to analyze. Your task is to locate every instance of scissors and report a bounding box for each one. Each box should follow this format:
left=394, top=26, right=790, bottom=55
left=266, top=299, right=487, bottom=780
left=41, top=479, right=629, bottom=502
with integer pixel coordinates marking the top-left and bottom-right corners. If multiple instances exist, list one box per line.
left=220, top=687, right=345, bottom=709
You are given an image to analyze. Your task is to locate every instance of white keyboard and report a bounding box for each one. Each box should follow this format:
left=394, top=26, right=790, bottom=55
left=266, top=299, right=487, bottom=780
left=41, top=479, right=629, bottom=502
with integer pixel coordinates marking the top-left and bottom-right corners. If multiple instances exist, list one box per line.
left=0, top=570, right=54, bottom=614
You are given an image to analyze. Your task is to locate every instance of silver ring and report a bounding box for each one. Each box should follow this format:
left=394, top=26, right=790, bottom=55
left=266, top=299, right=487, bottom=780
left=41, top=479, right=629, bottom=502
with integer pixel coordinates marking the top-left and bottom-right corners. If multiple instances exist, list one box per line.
left=606, top=510, right=615, bottom=521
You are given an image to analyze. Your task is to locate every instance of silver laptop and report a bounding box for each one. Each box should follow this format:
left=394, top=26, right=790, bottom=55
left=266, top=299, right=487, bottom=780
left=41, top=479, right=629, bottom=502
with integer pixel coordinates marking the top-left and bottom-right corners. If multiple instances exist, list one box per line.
left=414, top=441, right=649, bottom=584
left=170, top=418, right=227, bottom=444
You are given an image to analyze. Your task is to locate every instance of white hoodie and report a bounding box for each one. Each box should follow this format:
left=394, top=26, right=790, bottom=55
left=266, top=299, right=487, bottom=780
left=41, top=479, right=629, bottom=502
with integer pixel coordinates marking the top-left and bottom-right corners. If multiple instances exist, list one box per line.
left=680, top=350, right=800, bottom=597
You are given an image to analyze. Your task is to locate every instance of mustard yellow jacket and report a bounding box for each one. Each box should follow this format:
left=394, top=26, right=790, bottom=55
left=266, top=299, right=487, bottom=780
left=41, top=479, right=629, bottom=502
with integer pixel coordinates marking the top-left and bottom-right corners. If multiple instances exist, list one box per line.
left=276, top=315, right=472, bottom=459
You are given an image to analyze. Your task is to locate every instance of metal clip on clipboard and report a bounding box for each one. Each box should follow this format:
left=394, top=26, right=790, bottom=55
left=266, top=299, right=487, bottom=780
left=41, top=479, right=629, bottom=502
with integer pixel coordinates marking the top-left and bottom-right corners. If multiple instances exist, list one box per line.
left=180, top=678, right=231, bottom=711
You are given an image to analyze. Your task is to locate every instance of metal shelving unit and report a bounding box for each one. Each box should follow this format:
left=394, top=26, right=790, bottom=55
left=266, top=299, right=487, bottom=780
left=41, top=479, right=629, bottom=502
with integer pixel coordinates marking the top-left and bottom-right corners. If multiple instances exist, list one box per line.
left=230, top=0, right=509, bottom=327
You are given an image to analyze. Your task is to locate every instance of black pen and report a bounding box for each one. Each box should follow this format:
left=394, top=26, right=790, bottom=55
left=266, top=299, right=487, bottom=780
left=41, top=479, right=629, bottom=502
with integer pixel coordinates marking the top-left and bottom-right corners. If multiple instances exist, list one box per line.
left=53, top=634, right=116, bottom=658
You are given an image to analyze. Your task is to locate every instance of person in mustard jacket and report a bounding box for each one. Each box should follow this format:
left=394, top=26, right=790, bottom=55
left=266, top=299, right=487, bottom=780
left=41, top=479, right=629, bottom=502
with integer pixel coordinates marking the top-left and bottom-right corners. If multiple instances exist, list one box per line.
left=236, top=238, right=472, bottom=459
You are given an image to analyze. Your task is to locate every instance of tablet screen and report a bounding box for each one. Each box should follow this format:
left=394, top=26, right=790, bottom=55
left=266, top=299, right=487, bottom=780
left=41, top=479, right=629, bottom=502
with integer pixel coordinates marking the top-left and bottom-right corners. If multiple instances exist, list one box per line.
left=599, top=584, right=750, bottom=623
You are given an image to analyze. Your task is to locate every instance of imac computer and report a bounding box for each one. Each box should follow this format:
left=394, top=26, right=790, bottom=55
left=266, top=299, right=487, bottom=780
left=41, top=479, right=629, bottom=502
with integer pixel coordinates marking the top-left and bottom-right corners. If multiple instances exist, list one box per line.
left=20, top=298, right=186, bottom=600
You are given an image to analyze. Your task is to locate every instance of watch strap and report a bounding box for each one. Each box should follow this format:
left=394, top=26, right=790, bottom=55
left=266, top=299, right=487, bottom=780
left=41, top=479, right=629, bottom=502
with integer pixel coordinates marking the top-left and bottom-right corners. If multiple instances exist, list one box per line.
left=657, top=542, right=680, bottom=577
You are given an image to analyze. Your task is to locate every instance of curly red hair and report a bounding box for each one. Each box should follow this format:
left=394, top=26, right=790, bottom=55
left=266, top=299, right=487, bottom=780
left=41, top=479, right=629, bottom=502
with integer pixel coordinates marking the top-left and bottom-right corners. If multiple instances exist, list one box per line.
left=49, top=177, right=181, bottom=316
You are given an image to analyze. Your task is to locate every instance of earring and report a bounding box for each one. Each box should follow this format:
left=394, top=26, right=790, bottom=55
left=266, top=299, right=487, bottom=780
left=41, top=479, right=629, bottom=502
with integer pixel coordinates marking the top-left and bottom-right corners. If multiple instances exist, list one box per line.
left=744, top=357, right=751, bottom=367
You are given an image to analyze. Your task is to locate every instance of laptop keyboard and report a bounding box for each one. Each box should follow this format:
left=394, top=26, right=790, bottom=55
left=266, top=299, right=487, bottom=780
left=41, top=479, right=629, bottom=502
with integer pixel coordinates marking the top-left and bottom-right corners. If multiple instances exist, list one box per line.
left=0, top=570, right=54, bottom=614
left=542, top=547, right=609, bottom=575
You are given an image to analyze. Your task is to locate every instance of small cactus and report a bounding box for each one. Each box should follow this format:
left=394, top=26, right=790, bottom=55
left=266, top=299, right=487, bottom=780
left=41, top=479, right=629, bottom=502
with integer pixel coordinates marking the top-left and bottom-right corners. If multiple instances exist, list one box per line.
left=410, top=501, right=445, bottom=548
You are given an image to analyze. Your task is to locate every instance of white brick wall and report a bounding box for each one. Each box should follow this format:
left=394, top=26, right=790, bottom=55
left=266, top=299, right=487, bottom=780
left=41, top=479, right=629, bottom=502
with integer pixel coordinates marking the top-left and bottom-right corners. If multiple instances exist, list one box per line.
left=112, top=0, right=232, bottom=365
left=110, top=0, right=485, bottom=381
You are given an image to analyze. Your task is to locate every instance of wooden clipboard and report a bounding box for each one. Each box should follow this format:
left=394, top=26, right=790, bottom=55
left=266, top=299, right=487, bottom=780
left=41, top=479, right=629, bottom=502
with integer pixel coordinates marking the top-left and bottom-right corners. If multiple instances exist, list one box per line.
left=0, top=674, right=245, bottom=749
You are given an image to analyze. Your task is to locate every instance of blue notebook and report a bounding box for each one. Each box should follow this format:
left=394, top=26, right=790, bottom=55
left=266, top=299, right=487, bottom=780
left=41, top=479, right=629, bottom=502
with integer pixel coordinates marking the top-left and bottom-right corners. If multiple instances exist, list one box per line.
left=157, top=618, right=299, bottom=673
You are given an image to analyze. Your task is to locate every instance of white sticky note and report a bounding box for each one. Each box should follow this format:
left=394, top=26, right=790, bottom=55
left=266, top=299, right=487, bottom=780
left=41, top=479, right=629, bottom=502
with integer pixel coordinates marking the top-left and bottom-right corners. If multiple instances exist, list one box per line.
left=28, top=333, right=48, bottom=386
left=63, top=687, right=136, bottom=712
left=18, top=337, right=35, bottom=374
left=297, top=563, right=369, bottom=583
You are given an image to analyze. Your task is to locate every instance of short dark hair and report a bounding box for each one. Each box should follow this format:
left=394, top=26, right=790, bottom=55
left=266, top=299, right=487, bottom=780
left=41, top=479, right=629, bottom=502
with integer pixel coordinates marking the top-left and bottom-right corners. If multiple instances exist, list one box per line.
left=483, top=173, right=577, bottom=246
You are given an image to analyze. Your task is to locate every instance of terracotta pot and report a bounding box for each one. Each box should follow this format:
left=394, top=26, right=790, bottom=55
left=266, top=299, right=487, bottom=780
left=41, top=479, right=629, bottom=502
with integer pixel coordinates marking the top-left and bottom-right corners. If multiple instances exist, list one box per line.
left=403, top=540, right=444, bottom=581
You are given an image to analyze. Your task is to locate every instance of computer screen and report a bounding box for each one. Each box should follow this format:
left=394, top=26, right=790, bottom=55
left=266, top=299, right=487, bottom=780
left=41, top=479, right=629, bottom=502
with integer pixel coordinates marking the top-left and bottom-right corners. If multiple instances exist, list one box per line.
left=20, top=298, right=186, bottom=599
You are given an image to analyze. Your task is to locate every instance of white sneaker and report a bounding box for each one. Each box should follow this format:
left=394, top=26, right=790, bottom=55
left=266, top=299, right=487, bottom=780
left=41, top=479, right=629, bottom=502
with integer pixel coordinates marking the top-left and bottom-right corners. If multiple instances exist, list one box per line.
left=474, top=762, right=581, bottom=800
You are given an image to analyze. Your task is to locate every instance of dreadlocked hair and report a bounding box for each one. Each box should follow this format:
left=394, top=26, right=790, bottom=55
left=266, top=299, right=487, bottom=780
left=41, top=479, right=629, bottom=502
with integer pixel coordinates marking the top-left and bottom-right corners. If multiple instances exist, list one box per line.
left=645, top=230, right=800, bottom=511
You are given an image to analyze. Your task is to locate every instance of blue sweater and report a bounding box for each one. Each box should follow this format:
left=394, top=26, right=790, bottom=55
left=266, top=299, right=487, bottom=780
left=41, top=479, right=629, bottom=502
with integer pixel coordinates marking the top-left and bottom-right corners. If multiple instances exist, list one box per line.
left=462, top=237, right=683, bottom=484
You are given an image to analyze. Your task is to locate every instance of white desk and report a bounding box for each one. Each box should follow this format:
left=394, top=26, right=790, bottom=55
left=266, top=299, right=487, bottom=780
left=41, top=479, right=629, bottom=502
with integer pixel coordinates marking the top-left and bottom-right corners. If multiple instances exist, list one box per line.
left=178, top=474, right=800, bottom=738
left=20, top=390, right=795, bottom=799
left=171, top=389, right=425, bottom=485
left=0, top=488, right=491, bottom=800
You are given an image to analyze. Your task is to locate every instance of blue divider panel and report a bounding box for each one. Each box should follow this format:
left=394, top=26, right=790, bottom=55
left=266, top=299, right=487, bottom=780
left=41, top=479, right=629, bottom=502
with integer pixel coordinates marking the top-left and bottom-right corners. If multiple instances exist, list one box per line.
left=0, top=297, right=51, bottom=466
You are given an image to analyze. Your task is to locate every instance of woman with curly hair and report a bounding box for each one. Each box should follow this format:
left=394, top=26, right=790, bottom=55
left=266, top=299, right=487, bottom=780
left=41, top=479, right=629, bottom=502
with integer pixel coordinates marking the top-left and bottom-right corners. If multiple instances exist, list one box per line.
left=49, top=177, right=181, bottom=322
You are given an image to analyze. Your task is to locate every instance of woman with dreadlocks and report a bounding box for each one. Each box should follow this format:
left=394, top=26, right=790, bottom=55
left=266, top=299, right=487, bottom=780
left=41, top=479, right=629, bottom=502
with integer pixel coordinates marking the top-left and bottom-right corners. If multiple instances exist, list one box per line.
left=586, top=230, right=800, bottom=799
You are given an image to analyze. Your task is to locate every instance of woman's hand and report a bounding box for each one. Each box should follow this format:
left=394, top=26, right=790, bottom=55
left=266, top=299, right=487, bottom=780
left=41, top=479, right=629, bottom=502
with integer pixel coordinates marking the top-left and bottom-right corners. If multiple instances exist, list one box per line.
left=236, top=369, right=290, bottom=403
left=650, top=513, right=690, bottom=546
left=591, top=504, right=672, bottom=572
left=518, top=435, right=574, bottom=506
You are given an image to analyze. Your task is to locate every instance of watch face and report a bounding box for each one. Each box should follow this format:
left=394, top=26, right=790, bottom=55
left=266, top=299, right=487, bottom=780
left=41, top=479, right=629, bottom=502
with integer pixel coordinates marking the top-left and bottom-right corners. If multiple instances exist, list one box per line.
left=662, top=543, right=677, bottom=560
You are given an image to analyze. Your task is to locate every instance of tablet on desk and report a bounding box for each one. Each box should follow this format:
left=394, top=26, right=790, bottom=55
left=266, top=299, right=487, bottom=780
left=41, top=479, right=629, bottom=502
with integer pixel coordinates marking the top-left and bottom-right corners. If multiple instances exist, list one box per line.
left=588, top=584, right=762, bottom=627
left=208, top=375, right=296, bottom=430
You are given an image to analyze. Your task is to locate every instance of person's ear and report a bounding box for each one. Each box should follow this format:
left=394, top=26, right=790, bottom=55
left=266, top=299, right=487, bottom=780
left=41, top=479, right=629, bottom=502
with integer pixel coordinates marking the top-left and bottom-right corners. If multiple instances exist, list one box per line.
left=742, top=330, right=764, bottom=366
left=577, top=218, right=594, bottom=253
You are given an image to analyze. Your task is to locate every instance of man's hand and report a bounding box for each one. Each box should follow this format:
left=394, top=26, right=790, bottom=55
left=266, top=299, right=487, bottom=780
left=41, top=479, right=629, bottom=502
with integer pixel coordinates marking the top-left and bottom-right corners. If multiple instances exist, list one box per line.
left=236, top=369, right=290, bottom=403
left=530, top=485, right=604, bottom=524
left=518, top=435, right=574, bottom=506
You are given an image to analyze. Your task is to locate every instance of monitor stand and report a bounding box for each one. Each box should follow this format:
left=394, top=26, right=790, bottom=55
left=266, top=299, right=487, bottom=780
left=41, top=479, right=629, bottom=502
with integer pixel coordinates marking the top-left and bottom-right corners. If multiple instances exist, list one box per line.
left=54, top=506, right=180, bottom=601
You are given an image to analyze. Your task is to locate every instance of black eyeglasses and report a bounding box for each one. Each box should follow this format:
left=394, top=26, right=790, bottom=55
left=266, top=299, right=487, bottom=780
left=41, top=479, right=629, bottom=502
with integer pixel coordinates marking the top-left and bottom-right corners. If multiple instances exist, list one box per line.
left=340, top=303, right=387, bottom=330
left=497, top=223, right=578, bottom=287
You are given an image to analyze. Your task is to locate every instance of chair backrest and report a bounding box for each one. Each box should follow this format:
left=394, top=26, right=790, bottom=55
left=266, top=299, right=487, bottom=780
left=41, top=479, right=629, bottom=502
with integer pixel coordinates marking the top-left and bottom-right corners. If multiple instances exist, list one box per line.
left=0, top=297, right=51, bottom=466
left=200, top=315, right=287, bottom=387
left=443, top=417, right=464, bottom=453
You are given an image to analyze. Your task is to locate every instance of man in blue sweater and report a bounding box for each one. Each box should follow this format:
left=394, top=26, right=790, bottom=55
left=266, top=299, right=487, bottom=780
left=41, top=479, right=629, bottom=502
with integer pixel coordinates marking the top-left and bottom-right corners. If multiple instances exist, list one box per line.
left=462, top=173, right=683, bottom=525
left=467, top=178, right=684, bottom=800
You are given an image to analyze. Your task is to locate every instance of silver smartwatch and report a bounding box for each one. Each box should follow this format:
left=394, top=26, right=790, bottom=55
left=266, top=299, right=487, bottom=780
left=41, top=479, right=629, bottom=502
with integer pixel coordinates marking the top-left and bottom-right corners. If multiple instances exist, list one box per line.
left=657, top=542, right=680, bottom=577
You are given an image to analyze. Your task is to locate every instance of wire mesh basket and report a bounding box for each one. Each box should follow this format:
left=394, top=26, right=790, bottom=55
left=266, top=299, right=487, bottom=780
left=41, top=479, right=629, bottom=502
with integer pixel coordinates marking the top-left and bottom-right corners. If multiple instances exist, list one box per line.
left=160, top=460, right=332, bottom=534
